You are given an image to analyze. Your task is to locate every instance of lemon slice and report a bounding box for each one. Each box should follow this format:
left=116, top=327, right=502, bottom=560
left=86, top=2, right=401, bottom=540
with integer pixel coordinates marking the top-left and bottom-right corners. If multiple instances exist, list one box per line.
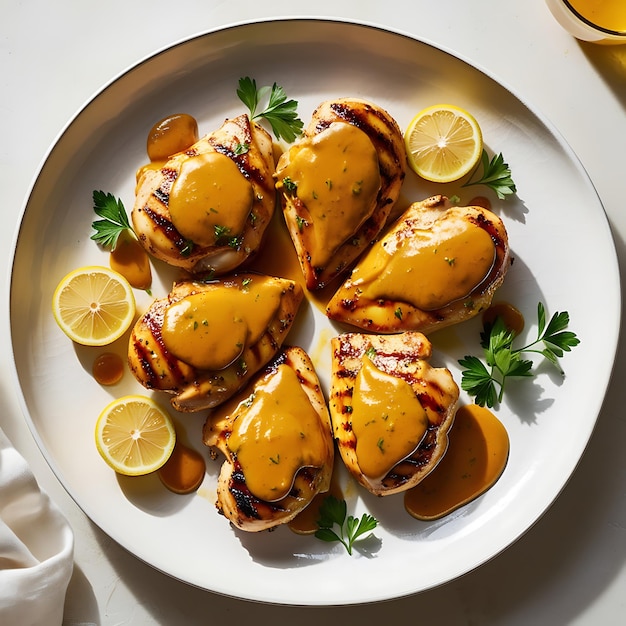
left=52, top=266, right=135, bottom=346
left=404, top=104, right=483, bottom=183
left=95, top=395, right=176, bottom=476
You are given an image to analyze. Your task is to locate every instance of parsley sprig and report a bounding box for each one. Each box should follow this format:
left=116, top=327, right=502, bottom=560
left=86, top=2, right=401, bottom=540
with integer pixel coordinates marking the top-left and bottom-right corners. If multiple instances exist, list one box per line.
left=459, top=302, right=580, bottom=408
left=90, top=190, right=134, bottom=250
left=315, top=496, right=378, bottom=555
left=463, top=150, right=516, bottom=199
left=237, top=76, right=304, bottom=142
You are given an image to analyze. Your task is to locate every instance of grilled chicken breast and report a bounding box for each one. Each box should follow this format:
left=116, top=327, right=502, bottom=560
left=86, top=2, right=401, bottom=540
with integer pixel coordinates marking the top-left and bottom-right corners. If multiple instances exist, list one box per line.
left=128, top=274, right=303, bottom=412
left=203, top=346, right=334, bottom=532
left=132, top=114, right=275, bottom=275
left=327, top=195, right=510, bottom=334
left=275, top=98, right=406, bottom=290
left=329, top=332, right=459, bottom=496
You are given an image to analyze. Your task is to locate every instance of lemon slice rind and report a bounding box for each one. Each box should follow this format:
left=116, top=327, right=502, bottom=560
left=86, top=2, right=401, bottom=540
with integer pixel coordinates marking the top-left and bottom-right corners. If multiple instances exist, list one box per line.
left=52, top=265, right=136, bottom=346
left=95, top=395, right=176, bottom=476
left=404, top=104, right=483, bottom=184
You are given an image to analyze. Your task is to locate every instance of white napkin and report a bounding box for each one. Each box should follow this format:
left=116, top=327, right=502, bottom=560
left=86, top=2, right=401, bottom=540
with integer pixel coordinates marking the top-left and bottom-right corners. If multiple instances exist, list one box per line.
left=0, top=427, right=74, bottom=626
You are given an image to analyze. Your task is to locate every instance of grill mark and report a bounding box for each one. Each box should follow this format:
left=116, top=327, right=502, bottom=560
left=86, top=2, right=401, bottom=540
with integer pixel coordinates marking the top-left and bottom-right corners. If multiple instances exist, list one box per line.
left=334, top=207, right=508, bottom=317
left=470, top=211, right=507, bottom=250
left=142, top=123, right=270, bottom=258
left=468, top=211, right=509, bottom=295
left=228, top=460, right=313, bottom=522
left=333, top=335, right=452, bottom=485
left=153, top=188, right=169, bottom=207
left=131, top=305, right=188, bottom=389
left=142, top=205, right=186, bottom=248
left=131, top=340, right=157, bottom=389
left=209, top=118, right=271, bottom=192
left=328, top=101, right=404, bottom=188
left=212, top=141, right=269, bottom=191
left=380, top=425, right=438, bottom=489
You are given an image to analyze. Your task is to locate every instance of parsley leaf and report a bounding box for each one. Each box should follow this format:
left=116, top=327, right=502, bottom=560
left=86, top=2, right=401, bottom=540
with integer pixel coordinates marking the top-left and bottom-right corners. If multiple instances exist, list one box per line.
left=463, top=150, right=517, bottom=199
left=90, top=190, right=133, bottom=250
left=315, top=495, right=378, bottom=555
left=459, top=302, right=580, bottom=407
left=237, top=76, right=304, bottom=143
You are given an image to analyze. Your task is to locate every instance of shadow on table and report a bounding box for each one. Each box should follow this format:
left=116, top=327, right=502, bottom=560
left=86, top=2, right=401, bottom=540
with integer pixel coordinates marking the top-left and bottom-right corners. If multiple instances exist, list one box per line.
left=63, top=564, right=100, bottom=626
left=579, top=42, right=626, bottom=109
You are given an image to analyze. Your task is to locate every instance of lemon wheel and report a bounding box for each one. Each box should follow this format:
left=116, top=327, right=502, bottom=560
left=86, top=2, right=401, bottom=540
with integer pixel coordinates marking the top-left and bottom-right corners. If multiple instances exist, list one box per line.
left=95, top=395, right=176, bottom=476
left=404, top=104, right=483, bottom=183
left=52, top=266, right=135, bottom=346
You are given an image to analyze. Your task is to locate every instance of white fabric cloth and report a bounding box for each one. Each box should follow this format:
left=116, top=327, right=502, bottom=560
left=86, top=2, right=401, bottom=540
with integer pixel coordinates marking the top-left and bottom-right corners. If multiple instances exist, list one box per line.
left=0, top=427, right=74, bottom=626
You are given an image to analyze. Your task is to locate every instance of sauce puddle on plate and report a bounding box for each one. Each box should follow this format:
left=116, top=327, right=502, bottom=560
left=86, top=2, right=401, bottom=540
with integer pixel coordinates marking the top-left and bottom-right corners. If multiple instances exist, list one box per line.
left=92, top=352, right=125, bottom=386
left=159, top=443, right=207, bottom=495
left=404, top=404, right=509, bottom=520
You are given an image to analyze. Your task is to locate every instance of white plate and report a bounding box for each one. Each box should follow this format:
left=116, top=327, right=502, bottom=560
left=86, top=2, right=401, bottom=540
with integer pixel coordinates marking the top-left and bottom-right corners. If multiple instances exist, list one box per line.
left=9, top=19, right=620, bottom=605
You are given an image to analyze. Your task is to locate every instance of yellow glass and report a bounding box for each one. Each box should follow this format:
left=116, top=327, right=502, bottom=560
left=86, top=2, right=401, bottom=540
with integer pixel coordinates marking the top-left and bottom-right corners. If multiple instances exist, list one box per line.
left=546, top=0, right=626, bottom=44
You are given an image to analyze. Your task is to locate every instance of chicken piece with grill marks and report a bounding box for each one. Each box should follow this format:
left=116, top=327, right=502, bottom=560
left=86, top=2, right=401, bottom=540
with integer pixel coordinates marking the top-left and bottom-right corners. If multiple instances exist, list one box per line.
left=127, top=274, right=302, bottom=412
left=203, top=346, right=334, bottom=532
left=327, top=195, right=510, bottom=334
left=132, top=114, right=275, bottom=275
left=329, top=332, right=459, bottom=497
left=274, top=98, right=406, bottom=290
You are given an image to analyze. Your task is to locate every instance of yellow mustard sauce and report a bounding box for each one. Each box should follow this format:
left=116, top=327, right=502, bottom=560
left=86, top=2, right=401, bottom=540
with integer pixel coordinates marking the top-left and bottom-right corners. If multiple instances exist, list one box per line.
left=146, top=113, right=199, bottom=161
left=158, top=442, right=206, bottom=495
left=404, top=404, right=509, bottom=520
left=135, top=160, right=166, bottom=188
left=92, top=352, right=125, bottom=386
left=227, top=364, right=331, bottom=502
left=251, top=209, right=303, bottom=283
left=276, top=122, right=381, bottom=268
left=356, top=218, right=496, bottom=310
left=288, top=461, right=344, bottom=534
left=109, top=228, right=152, bottom=290
left=351, top=355, right=429, bottom=481
left=168, top=151, right=254, bottom=247
left=160, top=279, right=282, bottom=371
left=483, top=301, right=525, bottom=336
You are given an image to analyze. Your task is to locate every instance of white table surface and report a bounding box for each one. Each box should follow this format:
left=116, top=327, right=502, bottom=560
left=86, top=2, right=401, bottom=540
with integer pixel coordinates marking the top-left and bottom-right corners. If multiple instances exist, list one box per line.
left=2, top=1, right=625, bottom=624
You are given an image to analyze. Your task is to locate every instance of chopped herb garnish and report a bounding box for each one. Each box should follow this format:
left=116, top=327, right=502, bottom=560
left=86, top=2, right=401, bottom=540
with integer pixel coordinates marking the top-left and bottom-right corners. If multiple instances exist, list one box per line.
left=234, top=142, right=250, bottom=156
left=295, top=215, right=307, bottom=232
left=315, top=496, right=378, bottom=556
left=214, top=224, right=231, bottom=240
left=180, top=239, right=195, bottom=257
left=282, top=177, right=297, bottom=194
left=243, top=392, right=256, bottom=408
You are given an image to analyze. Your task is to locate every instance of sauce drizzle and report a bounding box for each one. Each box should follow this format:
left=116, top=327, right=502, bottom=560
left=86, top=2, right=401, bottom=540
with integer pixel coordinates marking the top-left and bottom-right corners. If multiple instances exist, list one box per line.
left=404, top=404, right=509, bottom=520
